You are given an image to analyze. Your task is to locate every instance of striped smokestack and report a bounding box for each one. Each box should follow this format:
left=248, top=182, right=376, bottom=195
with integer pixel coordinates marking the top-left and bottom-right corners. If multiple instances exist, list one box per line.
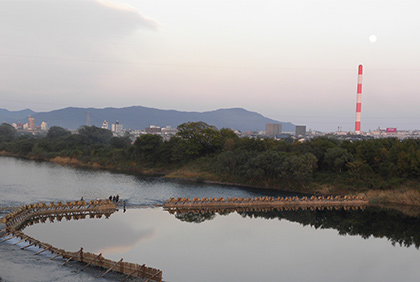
left=355, top=65, right=363, bottom=134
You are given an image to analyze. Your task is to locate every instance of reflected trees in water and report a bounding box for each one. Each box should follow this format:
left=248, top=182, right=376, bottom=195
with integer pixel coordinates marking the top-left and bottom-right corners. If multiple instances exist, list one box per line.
left=169, top=206, right=420, bottom=249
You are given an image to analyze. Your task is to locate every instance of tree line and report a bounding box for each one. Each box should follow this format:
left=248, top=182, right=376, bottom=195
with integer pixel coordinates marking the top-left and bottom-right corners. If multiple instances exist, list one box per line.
left=1, top=121, right=420, bottom=192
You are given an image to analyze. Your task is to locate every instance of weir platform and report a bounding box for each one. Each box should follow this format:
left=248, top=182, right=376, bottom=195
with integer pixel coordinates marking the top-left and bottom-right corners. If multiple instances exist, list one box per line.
left=1, top=195, right=369, bottom=281
left=0, top=199, right=162, bottom=282
left=162, top=195, right=369, bottom=211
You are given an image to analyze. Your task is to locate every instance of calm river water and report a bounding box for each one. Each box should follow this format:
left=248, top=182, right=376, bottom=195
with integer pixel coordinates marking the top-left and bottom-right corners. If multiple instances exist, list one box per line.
left=1, top=156, right=420, bottom=282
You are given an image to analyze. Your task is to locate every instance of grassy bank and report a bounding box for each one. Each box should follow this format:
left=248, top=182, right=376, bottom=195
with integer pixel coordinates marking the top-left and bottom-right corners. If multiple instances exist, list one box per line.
left=2, top=150, right=420, bottom=207
left=364, top=188, right=420, bottom=206
left=165, top=164, right=420, bottom=207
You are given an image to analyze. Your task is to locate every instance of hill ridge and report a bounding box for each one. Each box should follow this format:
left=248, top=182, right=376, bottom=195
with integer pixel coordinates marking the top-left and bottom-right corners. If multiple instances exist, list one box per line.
left=0, top=106, right=295, bottom=132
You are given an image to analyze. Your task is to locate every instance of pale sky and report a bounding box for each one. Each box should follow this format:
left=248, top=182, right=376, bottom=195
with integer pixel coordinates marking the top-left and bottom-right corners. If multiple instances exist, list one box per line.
left=1, top=0, right=420, bottom=132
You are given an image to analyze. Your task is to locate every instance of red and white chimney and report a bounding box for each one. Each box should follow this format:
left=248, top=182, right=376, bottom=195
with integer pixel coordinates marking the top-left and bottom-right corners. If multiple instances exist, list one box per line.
left=355, top=65, right=363, bottom=134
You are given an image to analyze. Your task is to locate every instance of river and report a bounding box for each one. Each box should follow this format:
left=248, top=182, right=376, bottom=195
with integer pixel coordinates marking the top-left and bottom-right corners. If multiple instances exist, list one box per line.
left=1, top=156, right=420, bottom=281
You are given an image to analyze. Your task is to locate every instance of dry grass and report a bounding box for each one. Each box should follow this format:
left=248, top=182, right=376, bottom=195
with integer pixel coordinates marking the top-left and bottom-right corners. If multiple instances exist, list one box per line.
left=166, top=167, right=220, bottom=182
left=49, top=156, right=81, bottom=166
left=315, top=184, right=336, bottom=195
left=363, top=188, right=420, bottom=206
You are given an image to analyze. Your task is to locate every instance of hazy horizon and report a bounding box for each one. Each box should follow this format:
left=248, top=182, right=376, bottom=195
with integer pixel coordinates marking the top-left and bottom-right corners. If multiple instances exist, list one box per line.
left=1, top=1, right=420, bottom=132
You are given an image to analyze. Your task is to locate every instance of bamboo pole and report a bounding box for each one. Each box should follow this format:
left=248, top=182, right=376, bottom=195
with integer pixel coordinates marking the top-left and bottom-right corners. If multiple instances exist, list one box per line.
left=35, top=246, right=51, bottom=255
left=50, top=252, right=64, bottom=260
left=79, top=253, right=102, bottom=272
left=21, top=242, right=36, bottom=249
left=145, top=270, right=162, bottom=282
left=121, top=264, right=145, bottom=282
left=0, top=232, right=10, bottom=239
left=62, top=256, right=73, bottom=266
left=13, top=237, right=27, bottom=245
left=2, top=235, right=16, bottom=242
left=99, top=258, right=123, bottom=278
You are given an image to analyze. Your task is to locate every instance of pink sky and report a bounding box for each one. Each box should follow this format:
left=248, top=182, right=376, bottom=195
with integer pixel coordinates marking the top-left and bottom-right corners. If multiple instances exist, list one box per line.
left=1, top=0, right=420, bottom=132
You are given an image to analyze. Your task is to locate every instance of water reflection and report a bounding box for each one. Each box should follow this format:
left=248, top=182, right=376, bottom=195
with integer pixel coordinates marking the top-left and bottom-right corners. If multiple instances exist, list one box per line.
left=3, top=157, right=420, bottom=281
left=23, top=207, right=420, bottom=282
left=23, top=211, right=156, bottom=254
left=169, top=206, right=420, bottom=249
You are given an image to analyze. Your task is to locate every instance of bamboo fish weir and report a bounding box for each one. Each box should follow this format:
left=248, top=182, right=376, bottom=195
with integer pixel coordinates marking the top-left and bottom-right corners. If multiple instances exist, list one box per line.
left=163, top=195, right=369, bottom=212
left=0, top=199, right=162, bottom=282
left=1, top=195, right=368, bottom=281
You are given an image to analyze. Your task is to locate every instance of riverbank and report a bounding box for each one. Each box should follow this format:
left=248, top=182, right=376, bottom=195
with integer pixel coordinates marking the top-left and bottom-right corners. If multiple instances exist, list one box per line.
left=1, top=153, right=420, bottom=207
left=164, top=164, right=420, bottom=206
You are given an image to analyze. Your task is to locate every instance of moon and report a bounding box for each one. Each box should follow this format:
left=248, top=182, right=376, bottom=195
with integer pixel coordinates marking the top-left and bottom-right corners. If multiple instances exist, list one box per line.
left=369, top=35, right=377, bottom=43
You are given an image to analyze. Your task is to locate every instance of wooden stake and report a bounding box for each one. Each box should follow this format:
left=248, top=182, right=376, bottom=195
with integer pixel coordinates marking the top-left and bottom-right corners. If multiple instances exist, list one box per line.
left=145, top=270, right=162, bottom=282
left=21, top=242, right=36, bottom=249
left=121, top=264, right=145, bottom=282
left=79, top=253, right=102, bottom=272
left=13, top=237, right=27, bottom=245
left=2, top=235, right=15, bottom=242
left=0, top=232, right=11, bottom=239
left=62, top=256, right=73, bottom=266
left=35, top=246, right=51, bottom=255
left=99, top=258, right=123, bottom=278
left=50, top=252, right=64, bottom=260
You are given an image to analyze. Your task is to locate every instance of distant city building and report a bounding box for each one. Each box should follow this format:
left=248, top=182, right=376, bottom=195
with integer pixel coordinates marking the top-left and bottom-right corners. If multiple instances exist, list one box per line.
left=102, top=120, right=109, bottom=130
left=28, top=115, right=35, bottom=130
left=145, top=125, right=162, bottom=134
left=111, top=120, right=123, bottom=132
left=40, top=121, right=48, bottom=131
left=162, top=126, right=172, bottom=132
left=295, top=125, right=306, bottom=136
left=265, top=123, right=282, bottom=137
left=161, top=126, right=178, bottom=135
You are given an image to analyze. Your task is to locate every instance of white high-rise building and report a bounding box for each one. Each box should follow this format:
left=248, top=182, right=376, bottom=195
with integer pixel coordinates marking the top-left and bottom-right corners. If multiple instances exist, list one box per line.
left=102, top=120, right=109, bottom=130
left=111, top=120, right=123, bottom=132
left=40, top=121, right=48, bottom=131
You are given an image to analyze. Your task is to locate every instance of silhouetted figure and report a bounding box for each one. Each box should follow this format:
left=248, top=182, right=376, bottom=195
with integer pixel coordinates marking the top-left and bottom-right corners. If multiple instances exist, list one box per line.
left=123, top=200, right=126, bottom=213
left=109, top=195, right=112, bottom=201
left=80, top=197, right=84, bottom=201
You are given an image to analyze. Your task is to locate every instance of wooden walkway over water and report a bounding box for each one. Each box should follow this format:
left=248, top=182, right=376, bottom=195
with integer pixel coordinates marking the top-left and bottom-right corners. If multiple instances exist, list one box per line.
left=0, top=199, right=162, bottom=282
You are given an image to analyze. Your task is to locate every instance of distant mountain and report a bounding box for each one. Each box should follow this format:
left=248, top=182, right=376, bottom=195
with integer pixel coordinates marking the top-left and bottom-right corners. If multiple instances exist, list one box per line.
left=2, top=106, right=295, bottom=132
left=0, top=108, right=35, bottom=124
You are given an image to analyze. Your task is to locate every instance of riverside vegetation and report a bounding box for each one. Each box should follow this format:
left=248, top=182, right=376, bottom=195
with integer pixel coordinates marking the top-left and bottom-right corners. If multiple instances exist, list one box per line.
left=1, top=122, right=419, bottom=206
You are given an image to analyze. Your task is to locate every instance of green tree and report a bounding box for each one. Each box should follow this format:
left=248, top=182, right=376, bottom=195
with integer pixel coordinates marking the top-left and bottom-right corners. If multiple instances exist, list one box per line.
left=77, top=126, right=113, bottom=145
left=281, top=153, right=318, bottom=185
left=131, top=134, right=163, bottom=163
left=47, top=126, right=71, bottom=139
left=347, top=159, right=372, bottom=181
left=244, top=151, right=286, bottom=186
left=324, top=147, right=353, bottom=172
left=176, top=121, right=222, bottom=159
left=220, top=128, right=239, bottom=151
left=110, top=136, right=131, bottom=149
left=0, top=123, right=17, bottom=144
